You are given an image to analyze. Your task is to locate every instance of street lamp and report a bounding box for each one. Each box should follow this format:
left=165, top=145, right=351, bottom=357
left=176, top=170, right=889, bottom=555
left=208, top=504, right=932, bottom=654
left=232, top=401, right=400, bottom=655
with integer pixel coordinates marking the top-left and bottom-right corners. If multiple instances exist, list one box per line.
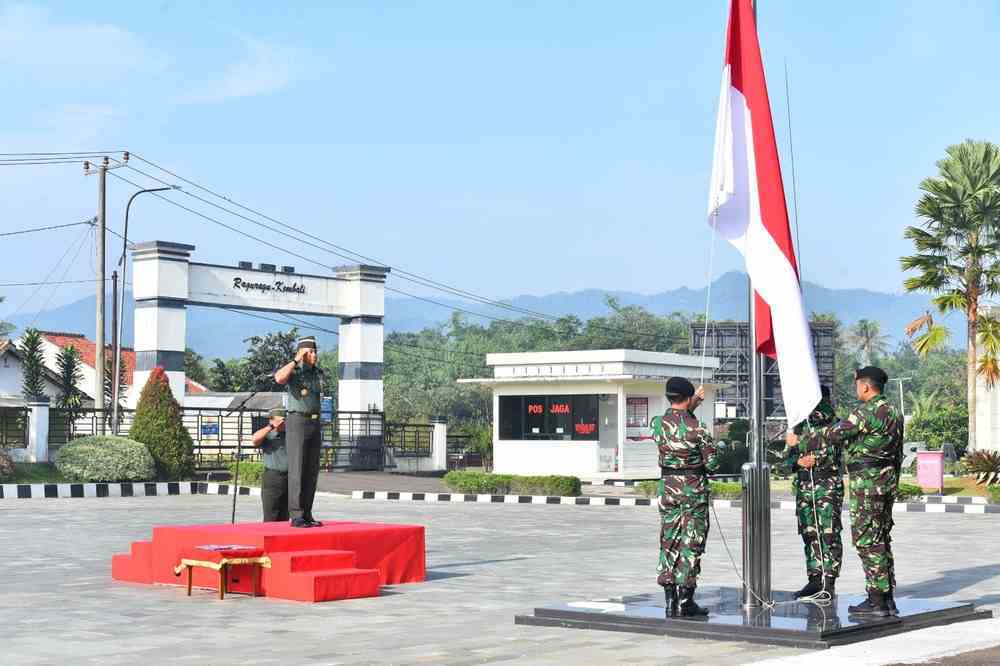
left=111, top=185, right=178, bottom=433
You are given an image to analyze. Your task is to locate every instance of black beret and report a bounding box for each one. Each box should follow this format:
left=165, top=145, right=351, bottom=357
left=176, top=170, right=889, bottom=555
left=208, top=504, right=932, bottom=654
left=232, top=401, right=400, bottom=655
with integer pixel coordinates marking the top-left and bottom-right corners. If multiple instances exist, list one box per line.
left=297, top=336, right=317, bottom=351
left=855, top=366, right=888, bottom=387
left=665, top=377, right=695, bottom=398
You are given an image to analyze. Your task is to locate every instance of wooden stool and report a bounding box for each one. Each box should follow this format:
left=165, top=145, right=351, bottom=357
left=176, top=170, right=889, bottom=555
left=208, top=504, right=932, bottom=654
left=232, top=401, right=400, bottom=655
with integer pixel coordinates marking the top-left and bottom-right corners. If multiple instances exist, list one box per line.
left=173, top=545, right=271, bottom=600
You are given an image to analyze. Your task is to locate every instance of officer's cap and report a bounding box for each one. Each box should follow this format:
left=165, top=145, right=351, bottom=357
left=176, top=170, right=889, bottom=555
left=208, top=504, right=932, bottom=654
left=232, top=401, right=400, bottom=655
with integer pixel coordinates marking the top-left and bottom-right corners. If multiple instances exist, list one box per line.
left=268, top=407, right=287, bottom=419
left=855, top=366, right=888, bottom=389
left=665, top=377, right=695, bottom=399
left=297, top=336, right=317, bottom=351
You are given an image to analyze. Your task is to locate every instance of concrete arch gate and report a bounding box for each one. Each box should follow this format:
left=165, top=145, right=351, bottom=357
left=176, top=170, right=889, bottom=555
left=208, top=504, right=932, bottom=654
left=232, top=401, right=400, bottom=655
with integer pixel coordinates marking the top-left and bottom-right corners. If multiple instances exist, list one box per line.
left=129, top=241, right=388, bottom=412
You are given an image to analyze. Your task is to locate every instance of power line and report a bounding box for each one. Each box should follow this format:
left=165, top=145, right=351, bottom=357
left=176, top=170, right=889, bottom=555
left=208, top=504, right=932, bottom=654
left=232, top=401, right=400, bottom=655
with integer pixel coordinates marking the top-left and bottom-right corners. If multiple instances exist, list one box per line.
left=0, top=218, right=95, bottom=238
left=0, top=279, right=103, bottom=287
left=117, top=153, right=693, bottom=347
left=8, top=225, right=94, bottom=321
left=0, top=150, right=123, bottom=156
left=29, top=228, right=92, bottom=328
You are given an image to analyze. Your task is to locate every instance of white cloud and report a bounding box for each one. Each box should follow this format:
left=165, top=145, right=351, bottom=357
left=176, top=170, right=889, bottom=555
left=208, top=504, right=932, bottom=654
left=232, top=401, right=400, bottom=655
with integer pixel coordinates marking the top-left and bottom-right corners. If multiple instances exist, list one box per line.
left=0, top=3, right=164, bottom=71
left=180, top=35, right=300, bottom=104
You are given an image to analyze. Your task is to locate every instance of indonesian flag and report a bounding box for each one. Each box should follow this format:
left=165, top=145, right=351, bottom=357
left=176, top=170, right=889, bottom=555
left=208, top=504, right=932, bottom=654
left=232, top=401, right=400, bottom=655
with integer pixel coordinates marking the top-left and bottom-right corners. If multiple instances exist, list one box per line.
left=707, top=0, right=820, bottom=427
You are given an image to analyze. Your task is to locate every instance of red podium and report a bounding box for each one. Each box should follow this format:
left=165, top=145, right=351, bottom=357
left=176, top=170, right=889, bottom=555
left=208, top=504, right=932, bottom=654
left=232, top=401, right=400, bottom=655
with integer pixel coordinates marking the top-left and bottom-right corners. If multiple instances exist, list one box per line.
left=112, top=520, right=425, bottom=602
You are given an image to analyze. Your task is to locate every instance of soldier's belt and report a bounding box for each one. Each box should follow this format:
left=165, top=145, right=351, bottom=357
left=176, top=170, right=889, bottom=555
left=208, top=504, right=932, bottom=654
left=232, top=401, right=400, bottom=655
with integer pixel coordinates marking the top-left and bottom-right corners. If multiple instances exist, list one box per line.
left=797, top=467, right=841, bottom=481
left=661, top=466, right=706, bottom=476
left=288, top=411, right=320, bottom=420
left=847, top=457, right=894, bottom=473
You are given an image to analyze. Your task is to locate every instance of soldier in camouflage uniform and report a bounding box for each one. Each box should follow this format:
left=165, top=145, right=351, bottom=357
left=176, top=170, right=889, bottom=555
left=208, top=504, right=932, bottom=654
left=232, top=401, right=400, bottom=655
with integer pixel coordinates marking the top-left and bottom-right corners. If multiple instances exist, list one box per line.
left=787, top=366, right=903, bottom=617
left=654, top=377, right=721, bottom=617
left=780, top=385, right=843, bottom=599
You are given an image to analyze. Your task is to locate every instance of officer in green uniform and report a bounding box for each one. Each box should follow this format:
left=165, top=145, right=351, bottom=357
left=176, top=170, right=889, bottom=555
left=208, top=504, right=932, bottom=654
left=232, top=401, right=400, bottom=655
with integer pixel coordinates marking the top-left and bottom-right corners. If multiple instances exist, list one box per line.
left=251, top=408, right=289, bottom=522
left=274, top=336, right=325, bottom=528
left=655, top=377, right=721, bottom=618
left=787, top=366, right=903, bottom=617
left=780, top=385, right=842, bottom=599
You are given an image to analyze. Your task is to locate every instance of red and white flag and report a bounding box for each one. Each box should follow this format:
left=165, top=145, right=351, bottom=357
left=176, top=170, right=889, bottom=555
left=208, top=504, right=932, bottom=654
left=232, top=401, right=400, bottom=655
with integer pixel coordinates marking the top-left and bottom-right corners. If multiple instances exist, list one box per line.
left=707, top=0, right=820, bottom=427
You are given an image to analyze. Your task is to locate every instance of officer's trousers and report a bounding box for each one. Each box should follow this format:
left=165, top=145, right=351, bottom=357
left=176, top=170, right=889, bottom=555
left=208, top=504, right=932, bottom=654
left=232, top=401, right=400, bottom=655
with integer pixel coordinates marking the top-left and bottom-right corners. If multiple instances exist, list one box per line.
left=261, top=468, right=289, bottom=522
left=287, top=413, right=322, bottom=521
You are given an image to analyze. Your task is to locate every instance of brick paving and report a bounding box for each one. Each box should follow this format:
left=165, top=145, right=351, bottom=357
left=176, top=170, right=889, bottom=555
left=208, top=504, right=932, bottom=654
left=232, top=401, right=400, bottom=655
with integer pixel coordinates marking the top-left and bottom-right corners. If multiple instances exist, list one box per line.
left=2, top=492, right=999, bottom=665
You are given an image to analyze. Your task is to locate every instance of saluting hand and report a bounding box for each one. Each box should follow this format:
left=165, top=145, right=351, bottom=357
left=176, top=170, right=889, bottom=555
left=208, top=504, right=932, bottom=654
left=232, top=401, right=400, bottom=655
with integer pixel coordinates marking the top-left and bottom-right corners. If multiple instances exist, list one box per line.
left=294, top=347, right=307, bottom=363
left=797, top=454, right=816, bottom=469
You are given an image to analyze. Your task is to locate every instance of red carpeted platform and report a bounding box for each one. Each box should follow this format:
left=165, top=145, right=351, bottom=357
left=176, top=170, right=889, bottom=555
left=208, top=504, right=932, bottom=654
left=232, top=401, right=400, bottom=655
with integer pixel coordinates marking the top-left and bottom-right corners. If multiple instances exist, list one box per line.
left=112, top=520, right=425, bottom=602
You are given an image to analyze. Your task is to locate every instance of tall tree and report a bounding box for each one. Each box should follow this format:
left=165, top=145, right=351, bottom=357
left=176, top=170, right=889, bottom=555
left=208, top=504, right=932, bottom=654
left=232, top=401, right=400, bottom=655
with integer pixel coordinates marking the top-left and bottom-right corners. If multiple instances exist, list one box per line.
left=241, top=328, right=299, bottom=391
left=901, top=139, right=1000, bottom=451
left=847, top=319, right=890, bottom=366
left=208, top=358, right=244, bottom=392
left=18, top=328, right=46, bottom=400
left=103, top=349, right=128, bottom=410
left=0, top=296, right=14, bottom=338
left=184, top=348, right=210, bottom=386
left=55, top=345, right=84, bottom=411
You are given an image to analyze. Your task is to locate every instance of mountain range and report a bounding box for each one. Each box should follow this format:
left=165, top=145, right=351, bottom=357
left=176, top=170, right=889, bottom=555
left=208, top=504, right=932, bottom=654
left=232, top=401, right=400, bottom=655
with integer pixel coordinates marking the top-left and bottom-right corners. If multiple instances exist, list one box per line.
left=4, top=271, right=961, bottom=359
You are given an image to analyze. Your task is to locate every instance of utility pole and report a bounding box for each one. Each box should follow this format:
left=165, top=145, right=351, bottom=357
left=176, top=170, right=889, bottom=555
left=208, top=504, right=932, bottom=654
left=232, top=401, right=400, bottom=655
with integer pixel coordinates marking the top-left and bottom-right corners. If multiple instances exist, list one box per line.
left=111, top=270, right=119, bottom=433
left=95, top=157, right=107, bottom=429
left=85, top=153, right=129, bottom=432
left=890, top=376, right=911, bottom=419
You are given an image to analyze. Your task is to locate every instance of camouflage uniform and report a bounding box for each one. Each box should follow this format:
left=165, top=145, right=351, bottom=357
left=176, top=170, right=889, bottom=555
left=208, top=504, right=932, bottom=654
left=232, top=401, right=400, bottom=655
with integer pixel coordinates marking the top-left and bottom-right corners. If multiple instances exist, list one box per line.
left=782, top=399, right=843, bottom=580
left=653, top=408, right=721, bottom=587
left=801, top=394, right=903, bottom=593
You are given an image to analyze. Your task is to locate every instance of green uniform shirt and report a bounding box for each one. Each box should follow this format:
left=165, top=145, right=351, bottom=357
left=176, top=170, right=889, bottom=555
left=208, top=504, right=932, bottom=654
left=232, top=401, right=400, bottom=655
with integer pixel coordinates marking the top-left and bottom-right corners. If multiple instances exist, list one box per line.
left=262, top=429, right=288, bottom=472
left=285, top=362, right=322, bottom=413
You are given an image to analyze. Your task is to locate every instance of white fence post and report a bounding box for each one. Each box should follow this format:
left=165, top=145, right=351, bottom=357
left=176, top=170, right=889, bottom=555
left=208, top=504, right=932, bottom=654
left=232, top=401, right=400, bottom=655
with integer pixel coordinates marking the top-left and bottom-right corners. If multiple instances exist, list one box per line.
left=27, top=398, right=51, bottom=463
left=431, top=417, right=448, bottom=472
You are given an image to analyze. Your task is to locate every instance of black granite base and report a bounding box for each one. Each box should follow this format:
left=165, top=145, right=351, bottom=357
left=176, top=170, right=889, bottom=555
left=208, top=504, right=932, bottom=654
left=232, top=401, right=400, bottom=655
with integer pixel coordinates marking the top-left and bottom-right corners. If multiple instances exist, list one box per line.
left=514, top=587, right=991, bottom=649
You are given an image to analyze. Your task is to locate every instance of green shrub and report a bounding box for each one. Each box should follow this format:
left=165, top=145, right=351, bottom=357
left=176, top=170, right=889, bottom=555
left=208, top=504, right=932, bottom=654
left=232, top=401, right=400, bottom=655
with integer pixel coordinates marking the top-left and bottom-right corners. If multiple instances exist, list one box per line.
left=443, top=471, right=580, bottom=496
left=629, top=479, right=744, bottom=499
left=54, top=435, right=155, bottom=482
left=130, top=367, right=194, bottom=480
left=989, top=486, right=1000, bottom=504
left=896, top=482, right=923, bottom=501
left=0, top=449, right=15, bottom=482
left=227, top=461, right=264, bottom=487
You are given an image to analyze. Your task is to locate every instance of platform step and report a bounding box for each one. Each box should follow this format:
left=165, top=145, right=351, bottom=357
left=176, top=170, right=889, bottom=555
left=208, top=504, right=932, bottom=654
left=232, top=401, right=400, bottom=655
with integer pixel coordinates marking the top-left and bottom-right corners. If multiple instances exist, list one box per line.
left=272, top=549, right=357, bottom=572
left=287, top=567, right=381, bottom=602
left=111, top=540, right=153, bottom=583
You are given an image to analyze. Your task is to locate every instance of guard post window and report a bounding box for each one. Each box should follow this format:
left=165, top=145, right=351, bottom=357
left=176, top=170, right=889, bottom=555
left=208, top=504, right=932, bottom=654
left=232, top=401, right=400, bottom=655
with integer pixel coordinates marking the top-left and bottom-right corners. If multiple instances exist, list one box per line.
left=497, top=395, right=600, bottom=441
left=626, top=397, right=649, bottom=428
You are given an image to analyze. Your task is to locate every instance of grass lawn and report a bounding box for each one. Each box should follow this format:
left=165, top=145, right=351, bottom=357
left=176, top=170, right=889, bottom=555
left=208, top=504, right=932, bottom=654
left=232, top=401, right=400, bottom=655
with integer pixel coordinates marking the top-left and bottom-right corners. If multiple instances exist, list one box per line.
left=6, top=463, right=68, bottom=484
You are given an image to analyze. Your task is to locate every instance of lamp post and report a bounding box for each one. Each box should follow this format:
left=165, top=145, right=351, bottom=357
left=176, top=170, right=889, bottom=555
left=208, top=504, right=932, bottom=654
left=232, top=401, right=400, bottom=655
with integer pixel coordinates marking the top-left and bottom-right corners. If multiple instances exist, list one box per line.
left=111, top=186, right=176, bottom=433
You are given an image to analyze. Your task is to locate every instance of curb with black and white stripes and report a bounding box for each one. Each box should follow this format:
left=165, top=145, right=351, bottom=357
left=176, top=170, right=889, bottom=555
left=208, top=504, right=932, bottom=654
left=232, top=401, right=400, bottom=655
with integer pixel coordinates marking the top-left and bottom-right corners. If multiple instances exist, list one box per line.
left=351, top=490, right=1000, bottom=514
left=0, top=481, right=259, bottom=500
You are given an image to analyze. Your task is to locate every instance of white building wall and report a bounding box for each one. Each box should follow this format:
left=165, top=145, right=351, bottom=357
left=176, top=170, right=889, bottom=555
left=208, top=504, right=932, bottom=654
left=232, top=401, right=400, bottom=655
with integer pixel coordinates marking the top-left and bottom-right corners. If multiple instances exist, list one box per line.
left=0, top=352, right=66, bottom=402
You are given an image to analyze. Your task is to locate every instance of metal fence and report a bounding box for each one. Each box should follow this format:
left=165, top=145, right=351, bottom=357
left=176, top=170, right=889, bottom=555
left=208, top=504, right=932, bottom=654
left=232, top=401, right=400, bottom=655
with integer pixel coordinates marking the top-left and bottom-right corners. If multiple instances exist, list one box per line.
left=446, top=433, right=472, bottom=454
left=321, top=411, right=386, bottom=471
left=0, top=407, right=28, bottom=448
left=45, top=407, right=397, bottom=473
left=385, top=423, right=433, bottom=458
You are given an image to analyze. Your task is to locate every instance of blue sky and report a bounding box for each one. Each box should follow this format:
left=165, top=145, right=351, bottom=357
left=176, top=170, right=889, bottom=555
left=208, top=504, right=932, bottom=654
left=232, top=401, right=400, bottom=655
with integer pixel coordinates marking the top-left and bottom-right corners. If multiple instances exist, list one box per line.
left=2, top=0, right=1000, bottom=321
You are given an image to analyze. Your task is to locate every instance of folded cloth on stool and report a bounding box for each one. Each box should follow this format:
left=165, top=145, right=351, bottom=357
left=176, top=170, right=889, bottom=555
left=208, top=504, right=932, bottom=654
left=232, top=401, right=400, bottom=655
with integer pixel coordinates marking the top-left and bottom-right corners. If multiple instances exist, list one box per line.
left=175, top=545, right=269, bottom=573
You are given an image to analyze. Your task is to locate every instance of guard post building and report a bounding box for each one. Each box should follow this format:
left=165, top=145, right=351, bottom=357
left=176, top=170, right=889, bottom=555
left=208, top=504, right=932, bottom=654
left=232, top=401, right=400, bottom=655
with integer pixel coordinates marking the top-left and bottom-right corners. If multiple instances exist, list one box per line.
left=459, top=350, right=721, bottom=480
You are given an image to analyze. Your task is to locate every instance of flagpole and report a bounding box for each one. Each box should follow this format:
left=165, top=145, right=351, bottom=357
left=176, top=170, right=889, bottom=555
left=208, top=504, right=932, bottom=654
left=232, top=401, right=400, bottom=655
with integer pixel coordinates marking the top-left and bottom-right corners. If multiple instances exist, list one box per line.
left=741, top=0, right=772, bottom=612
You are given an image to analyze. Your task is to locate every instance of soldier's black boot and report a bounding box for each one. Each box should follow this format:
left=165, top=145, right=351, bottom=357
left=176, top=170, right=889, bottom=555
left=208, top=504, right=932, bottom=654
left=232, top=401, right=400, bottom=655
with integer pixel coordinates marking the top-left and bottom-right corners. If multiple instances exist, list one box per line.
left=885, top=589, right=898, bottom=616
left=822, top=576, right=837, bottom=597
left=662, top=584, right=679, bottom=617
left=678, top=586, right=710, bottom=617
left=793, top=575, right=822, bottom=599
left=848, top=590, right=891, bottom=617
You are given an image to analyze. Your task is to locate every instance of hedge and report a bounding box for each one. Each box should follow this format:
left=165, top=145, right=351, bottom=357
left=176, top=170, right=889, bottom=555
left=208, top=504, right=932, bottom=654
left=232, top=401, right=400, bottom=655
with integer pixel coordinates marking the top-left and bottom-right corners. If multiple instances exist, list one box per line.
left=0, top=449, right=14, bottom=482
left=636, top=480, right=742, bottom=500
left=896, top=482, right=923, bottom=501
left=130, top=367, right=194, bottom=480
left=54, top=435, right=156, bottom=482
left=989, top=486, right=1000, bottom=505
left=443, top=471, right=581, bottom=496
left=227, top=461, right=265, bottom=487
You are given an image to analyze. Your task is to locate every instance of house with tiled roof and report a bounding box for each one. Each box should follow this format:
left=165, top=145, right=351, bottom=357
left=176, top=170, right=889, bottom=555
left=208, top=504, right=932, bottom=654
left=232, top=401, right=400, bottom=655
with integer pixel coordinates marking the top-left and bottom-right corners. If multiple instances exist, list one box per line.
left=16, top=331, right=208, bottom=405
left=0, top=338, right=72, bottom=407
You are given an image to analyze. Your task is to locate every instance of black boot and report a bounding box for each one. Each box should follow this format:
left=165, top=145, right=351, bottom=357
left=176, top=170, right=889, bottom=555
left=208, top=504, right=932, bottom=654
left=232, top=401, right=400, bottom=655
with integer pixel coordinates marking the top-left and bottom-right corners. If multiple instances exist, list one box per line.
left=678, top=586, right=709, bottom=617
left=848, top=590, right=891, bottom=617
left=885, top=590, right=898, bottom=616
left=822, top=576, right=837, bottom=597
left=794, top=575, right=822, bottom=599
left=662, top=584, right=679, bottom=617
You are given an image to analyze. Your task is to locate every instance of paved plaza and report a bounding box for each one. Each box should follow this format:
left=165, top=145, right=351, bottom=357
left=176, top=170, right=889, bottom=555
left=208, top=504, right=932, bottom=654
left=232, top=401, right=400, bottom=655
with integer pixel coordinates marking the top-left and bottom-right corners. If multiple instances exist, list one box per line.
left=2, top=493, right=999, bottom=665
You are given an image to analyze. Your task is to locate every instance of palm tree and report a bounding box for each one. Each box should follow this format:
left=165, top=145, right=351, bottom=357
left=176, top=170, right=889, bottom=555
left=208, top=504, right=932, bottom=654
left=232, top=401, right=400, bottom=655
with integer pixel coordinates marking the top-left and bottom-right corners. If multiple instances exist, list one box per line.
left=847, top=319, right=889, bottom=366
left=901, top=140, right=1000, bottom=452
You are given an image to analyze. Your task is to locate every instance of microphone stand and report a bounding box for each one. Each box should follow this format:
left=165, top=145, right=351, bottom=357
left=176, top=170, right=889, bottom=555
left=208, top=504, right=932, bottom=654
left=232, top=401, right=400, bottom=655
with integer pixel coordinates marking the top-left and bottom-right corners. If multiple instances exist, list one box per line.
left=225, top=385, right=267, bottom=524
